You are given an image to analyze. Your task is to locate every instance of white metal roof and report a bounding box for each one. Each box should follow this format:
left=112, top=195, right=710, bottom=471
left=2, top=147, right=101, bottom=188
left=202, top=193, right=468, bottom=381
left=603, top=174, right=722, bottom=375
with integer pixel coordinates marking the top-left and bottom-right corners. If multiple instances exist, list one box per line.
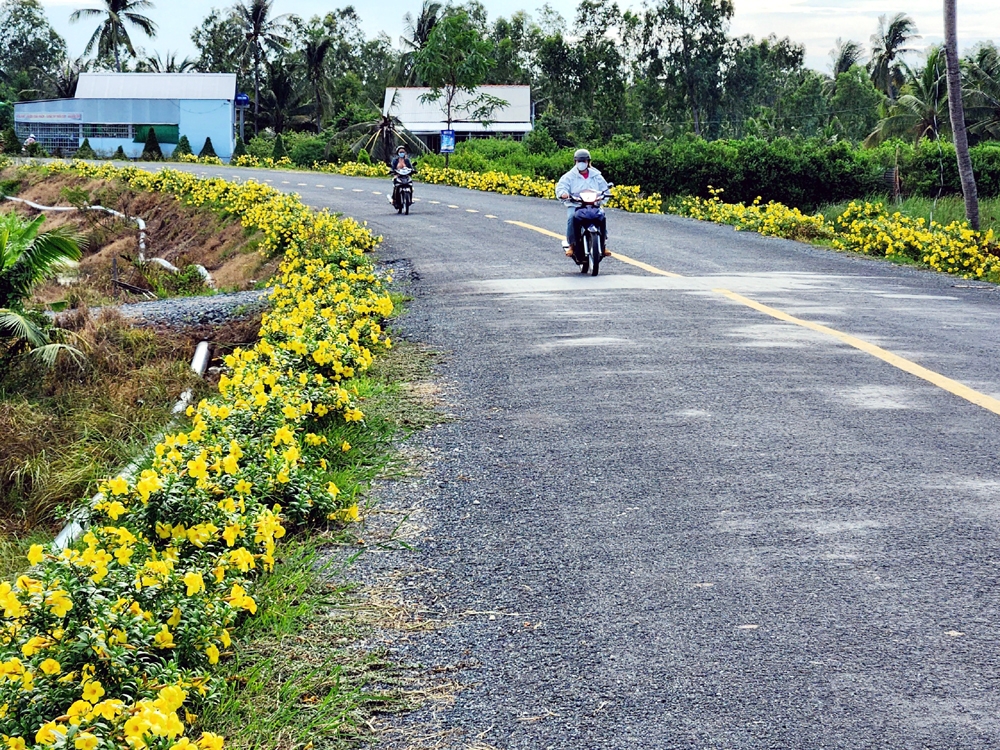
left=383, top=86, right=531, bottom=133
left=76, top=73, right=237, bottom=100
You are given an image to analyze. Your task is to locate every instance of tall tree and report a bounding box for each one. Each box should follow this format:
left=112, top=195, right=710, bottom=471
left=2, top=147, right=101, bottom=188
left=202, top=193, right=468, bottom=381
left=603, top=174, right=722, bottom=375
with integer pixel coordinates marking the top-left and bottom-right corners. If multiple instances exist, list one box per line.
left=943, top=0, right=979, bottom=229
left=643, top=0, right=734, bottom=136
left=869, top=13, right=919, bottom=99
left=137, top=50, right=195, bottom=73
left=302, top=32, right=333, bottom=133
left=414, top=11, right=499, bottom=166
left=233, top=0, right=291, bottom=135
left=399, top=0, right=444, bottom=84
left=867, top=48, right=948, bottom=145
left=0, top=0, right=67, bottom=92
left=69, top=0, right=157, bottom=73
left=965, top=43, right=1000, bottom=141
left=830, top=38, right=863, bottom=78
left=192, top=8, right=251, bottom=86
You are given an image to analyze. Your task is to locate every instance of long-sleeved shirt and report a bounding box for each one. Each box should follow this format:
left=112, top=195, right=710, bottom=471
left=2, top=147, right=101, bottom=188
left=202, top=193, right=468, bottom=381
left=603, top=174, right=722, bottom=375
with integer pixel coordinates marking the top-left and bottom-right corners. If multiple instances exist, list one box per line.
left=555, top=165, right=610, bottom=206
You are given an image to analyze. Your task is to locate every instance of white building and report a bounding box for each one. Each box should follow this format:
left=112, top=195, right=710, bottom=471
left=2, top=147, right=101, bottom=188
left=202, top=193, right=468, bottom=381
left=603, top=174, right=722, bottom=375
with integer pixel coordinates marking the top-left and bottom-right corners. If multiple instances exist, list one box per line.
left=383, top=85, right=532, bottom=151
left=14, top=73, right=237, bottom=159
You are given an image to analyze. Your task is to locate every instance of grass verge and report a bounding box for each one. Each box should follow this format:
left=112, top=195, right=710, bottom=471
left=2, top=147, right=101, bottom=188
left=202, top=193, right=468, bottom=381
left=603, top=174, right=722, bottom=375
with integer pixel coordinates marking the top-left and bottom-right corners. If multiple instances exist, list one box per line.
left=197, top=337, right=448, bottom=750
left=819, top=194, right=1000, bottom=235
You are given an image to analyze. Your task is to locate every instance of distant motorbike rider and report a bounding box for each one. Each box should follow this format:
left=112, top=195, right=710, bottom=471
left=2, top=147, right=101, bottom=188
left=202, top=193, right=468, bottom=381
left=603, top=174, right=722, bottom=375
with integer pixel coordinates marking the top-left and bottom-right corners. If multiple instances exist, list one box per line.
left=556, top=149, right=610, bottom=258
left=389, top=146, right=415, bottom=206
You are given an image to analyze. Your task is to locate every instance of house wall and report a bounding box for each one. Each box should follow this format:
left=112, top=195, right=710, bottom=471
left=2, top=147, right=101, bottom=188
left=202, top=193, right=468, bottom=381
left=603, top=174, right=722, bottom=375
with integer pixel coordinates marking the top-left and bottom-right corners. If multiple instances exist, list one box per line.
left=13, top=97, right=235, bottom=160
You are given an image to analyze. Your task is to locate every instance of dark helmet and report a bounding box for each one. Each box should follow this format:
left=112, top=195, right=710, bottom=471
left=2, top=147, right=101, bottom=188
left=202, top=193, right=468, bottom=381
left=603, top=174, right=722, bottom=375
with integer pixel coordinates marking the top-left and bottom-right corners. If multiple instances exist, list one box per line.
left=573, top=148, right=591, bottom=161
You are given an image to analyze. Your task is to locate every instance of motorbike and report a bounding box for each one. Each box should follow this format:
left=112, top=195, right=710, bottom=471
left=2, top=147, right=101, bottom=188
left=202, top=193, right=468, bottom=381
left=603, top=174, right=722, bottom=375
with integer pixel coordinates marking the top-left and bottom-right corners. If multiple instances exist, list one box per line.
left=564, top=186, right=612, bottom=276
left=391, top=166, right=414, bottom=214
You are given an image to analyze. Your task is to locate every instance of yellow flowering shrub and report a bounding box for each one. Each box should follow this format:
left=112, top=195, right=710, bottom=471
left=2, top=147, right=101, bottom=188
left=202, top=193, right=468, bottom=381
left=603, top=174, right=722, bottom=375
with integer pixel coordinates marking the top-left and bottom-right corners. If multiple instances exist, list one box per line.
left=313, top=162, right=389, bottom=178
left=605, top=185, right=663, bottom=214
left=832, top=201, right=1000, bottom=279
left=671, top=188, right=833, bottom=242
left=174, top=155, right=223, bottom=166
left=0, top=163, right=393, bottom=750
left=670, top=189, right=1000, bottom=283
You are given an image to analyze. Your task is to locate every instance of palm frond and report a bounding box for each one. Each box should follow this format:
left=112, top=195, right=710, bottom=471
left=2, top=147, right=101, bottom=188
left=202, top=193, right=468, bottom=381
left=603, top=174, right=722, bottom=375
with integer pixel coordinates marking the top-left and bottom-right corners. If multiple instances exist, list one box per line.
left=0, top=310, right=50, bottom=348
left=29, top=343, right=87, bottom=371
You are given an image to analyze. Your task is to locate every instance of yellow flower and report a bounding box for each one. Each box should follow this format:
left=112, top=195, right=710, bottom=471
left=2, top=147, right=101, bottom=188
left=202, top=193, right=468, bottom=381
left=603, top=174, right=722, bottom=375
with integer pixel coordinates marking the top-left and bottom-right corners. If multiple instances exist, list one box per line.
left=34, top=722, right=63, bottom=746
left=39, top=659, right=61, bottom=675
left=27, top=544, right=45, bottom=566
left=154, top=625, right=175, bottom=649
left=6, top=737, right=26, bottom=750
left=198, top=734, right=224, bottom=750
left=108, top=476, right=129, bottom=496
left=81, top=680, right=105, bottom=703
left=206, top=644, right=220, bottom=664
left=184, top=571, right=205, bottom=596
left=46, top=589, right=73, bottom=617
left=74, top=733, right=98, bottom=750
left=234, top=479, right=252, bottom=495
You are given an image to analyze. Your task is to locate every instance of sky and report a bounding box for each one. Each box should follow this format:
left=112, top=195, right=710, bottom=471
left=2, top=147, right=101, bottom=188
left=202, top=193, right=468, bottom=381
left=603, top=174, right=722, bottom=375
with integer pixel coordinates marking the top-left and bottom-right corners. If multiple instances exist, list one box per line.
left=39, top=0, right=1000, bottom=73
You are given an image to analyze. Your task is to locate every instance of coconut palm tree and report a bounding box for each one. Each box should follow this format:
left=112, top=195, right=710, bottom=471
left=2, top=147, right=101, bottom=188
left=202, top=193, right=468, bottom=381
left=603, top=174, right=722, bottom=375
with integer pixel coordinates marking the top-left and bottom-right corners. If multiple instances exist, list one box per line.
left=831, top=38, right=864, bottom=78
left=943, top=0, right=979, bottom=229
left=260, top=59, right=309, bottom=134
left=138, top=51, right=196, bottom=73
left=966, top=44, right=1000, bottom=141
left=303, top=34, right=333, bottom=133
left=233, top=0, right=291, bottom=136
left=69, top=0, right=157, bottom=73
left=869, top=13, right=920, bottom=99
left=866, top=47, right=948, bottom=145
left=398, top=0, right=444, bottom=84
left=0, top=214, right=84, bottom=369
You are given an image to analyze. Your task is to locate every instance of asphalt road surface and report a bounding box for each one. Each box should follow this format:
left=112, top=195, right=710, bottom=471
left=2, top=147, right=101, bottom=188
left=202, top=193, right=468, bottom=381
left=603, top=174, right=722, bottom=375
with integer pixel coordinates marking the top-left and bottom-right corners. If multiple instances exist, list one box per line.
left=170, top=164, right=1000, bottom=748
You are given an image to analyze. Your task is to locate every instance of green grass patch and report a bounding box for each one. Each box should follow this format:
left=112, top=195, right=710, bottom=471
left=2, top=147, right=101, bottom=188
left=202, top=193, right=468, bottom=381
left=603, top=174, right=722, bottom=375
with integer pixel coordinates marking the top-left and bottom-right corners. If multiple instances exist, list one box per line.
left=198, top=539, right=411, bottom=750
left=197, top=336, right=445, bottom=749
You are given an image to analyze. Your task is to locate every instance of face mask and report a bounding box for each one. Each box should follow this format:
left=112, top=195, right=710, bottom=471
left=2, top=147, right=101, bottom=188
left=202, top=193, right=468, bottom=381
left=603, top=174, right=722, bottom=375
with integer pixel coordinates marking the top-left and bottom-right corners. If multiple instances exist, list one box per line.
left=576, top=161, right=589, bottom=173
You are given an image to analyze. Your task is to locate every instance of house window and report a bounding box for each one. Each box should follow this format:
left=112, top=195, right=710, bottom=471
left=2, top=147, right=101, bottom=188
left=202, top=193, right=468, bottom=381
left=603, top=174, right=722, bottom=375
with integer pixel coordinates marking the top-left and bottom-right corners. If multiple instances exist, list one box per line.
left=14, top=122, right=80, bottom=153
left=132, top=125, right=179, bottom=144
left=82, top=124, right=132, bottom=139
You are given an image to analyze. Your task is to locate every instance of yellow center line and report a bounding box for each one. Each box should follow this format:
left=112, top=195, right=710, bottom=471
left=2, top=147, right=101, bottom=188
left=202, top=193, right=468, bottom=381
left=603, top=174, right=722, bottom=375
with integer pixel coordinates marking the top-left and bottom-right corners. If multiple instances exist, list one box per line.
left=713, top=288, right=1000, bottom=416
left=505, top=219, right=684, bottom=278
left=505, top=216, right=1000, bottom=417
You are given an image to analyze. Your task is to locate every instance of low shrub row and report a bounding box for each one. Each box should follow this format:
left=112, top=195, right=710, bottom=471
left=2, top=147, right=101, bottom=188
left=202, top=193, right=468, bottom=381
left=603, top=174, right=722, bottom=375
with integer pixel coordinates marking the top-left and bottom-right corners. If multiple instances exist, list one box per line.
left=418, top=137, right=1000, bottom=210
left=0, top=162, right=393, bottom=750
left=671, top=189, right=1000, bottom=282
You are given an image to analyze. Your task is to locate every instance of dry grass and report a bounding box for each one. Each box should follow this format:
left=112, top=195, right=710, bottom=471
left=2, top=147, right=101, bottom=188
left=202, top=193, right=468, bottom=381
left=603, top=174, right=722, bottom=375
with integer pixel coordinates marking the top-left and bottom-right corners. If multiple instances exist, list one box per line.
left=0, top=308, right=210, bottom=534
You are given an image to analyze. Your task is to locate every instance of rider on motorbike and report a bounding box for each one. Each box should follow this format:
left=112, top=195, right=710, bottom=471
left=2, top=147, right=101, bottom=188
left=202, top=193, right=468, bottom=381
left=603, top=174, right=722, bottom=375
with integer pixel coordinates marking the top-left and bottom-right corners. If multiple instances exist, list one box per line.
left=389, top=145, right=415, bottom=206
left=556, top=149, right=611, bottom=258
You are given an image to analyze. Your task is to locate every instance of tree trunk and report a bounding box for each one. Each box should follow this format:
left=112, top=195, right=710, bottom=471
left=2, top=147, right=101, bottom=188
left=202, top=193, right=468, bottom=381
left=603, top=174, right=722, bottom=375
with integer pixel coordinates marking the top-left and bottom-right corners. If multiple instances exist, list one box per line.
left=943, top=0, right=980, bottom=230
left=253, top=45, right=261, bottom=137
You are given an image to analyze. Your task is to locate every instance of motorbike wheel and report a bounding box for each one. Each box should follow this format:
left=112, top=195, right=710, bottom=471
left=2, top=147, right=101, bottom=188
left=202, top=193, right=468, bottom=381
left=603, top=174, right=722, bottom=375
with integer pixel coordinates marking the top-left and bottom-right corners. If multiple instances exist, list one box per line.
left=580, top=235, right=590, bottom=274
left=590, top=232, right=602, bottom=276
left=404, top=193, right=410, bottom=215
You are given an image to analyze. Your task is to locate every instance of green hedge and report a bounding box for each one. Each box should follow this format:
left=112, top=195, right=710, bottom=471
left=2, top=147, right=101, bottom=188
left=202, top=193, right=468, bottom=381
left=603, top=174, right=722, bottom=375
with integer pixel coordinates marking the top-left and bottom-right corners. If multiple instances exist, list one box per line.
left=423, top=137, right=1000, bottom=209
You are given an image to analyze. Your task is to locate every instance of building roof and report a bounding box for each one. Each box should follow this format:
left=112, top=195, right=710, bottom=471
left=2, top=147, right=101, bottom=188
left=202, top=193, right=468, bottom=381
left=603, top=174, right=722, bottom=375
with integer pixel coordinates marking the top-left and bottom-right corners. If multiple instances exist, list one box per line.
left=76, top=73, right=237, bottom=101
left=383, top=86, right=531, bottom=134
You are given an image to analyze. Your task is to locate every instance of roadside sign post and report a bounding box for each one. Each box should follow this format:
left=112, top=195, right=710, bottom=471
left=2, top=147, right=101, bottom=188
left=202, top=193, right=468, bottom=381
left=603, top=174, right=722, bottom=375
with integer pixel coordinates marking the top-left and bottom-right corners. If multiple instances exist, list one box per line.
left=235, top=93, right=251, bottom=142
left=440, top=129, right=455, bottom=168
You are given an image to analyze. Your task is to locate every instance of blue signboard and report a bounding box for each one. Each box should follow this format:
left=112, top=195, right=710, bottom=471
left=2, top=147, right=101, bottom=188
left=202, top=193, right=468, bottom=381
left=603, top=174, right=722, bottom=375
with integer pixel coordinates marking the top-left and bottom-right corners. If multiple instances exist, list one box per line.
left=235, top=93, right=251, bottom=109
left=440, top=129, right=455, bottom=154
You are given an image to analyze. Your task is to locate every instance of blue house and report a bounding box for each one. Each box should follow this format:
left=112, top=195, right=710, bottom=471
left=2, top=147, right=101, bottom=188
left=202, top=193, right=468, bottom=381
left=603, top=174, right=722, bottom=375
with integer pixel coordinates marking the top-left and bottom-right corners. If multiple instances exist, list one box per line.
left=14, top=73, right=237, bottom=159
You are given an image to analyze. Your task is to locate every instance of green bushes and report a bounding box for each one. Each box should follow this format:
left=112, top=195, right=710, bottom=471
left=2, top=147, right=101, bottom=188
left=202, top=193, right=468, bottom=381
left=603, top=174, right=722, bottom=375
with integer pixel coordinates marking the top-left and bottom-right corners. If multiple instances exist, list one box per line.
left=141, top=127, right=162, bottom=160
left=199, top=137, right=217, bottom=159
left=287, top=136, right=326, bottom=167
left=174, top=135, right=193, bottom=158
left=435, top=136, right=1000, bottom=209
left=74, top=138, right=96, bottom=159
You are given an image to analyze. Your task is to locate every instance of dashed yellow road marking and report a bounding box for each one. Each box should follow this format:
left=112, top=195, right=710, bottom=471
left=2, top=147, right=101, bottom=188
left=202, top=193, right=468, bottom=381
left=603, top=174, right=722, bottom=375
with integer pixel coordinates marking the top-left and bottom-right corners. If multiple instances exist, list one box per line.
left=333, top=186, right=343, bottom=190
left=486, top=214, right=497, bottom=218
left=315, top=184, right=325, bottom=188
left=505, top=220, right=562, bottom=239
left=352, top=189, right=363, bottom=192
left=448, top=204, right=460, bottom=208
left=466, top=209, right=479, bottom=213
left=297, top=182, right=307, bottom=186
left=429, top=200, right=440, bottom=204
left=373, top=191, right=382, bottom=195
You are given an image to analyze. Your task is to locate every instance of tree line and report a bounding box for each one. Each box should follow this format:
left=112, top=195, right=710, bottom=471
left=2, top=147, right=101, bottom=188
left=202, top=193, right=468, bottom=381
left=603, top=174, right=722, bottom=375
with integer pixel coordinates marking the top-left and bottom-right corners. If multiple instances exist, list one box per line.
left=1, top=0, right=998, bottom=147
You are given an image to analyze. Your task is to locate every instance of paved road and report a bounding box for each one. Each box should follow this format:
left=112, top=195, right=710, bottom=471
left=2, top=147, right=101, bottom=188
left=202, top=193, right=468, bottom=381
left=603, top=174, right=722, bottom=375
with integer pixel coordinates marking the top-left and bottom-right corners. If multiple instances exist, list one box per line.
left=169, top=164, right=1000, bottom=748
